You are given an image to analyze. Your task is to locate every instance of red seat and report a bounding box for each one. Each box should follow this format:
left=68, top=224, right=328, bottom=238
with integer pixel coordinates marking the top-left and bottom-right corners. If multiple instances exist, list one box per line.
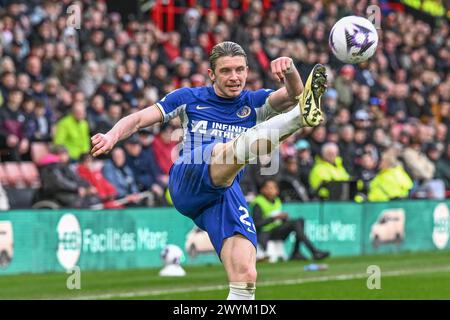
left=3, top=162, right=26, bottom=188
left=20, top=162, right=41, bottom=188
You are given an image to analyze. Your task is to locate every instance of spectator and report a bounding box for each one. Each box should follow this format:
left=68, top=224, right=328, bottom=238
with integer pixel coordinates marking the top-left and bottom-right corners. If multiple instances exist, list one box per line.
left=106, top=103, right=122, bottom=127
left=368, top=151, right=413, bottom=202
left=326, top=125, right=339, bottom=144
left=43, top=77, right=61, bottom=118
left=151, top=123, right=179, bottom=175
left=78, top=60, right=104, bottom=99
left=87, top=94, right=111, bottom=135
left=0, top=88, right=29, bottom=161
left=118, top=74, right=138, bottom=109
left=426, top=143, right=450, bottom=191
left=338, top=124, right=356, bottom=176
left=334, top=64, right=355, bottom=109
left=162, top=32, right=181, bottom=64
left=353, top=109, right=372, bottom=130
left=251, top=178, right=330, bottom=260
left=102, top=147, right=141, bottom=203
left=123, top=134, right=165, bottom=201
left=354, top=128, right=369, bottom=159
left=0, top=71, right=16, bottom=101
left=387, top=84, right=409, bottom=116
left=179, top=8, right=202, bottom=48
left=76, top=153, right=122, bottom=209
left=295, top=139, right=314, bottom=194
left=323, top=88, right=338, bottom=121
left=401, top=137, right=435, bottom=182
left=309, top=142, right=350, bottom=199
left=355, top=151, right=377, bottom=199
left=54, top=101, right=90, bottom=160
left=351, top=84, right=370, bottom=114
left=25, top=55, right=42, bottom=82
left=25, top=100, right=52, bottom=142
left=278, top=156, right=309, bottom=202
left=308, top=125, right=326, bottom=157
left=435, top=123, right=448, bottom=151
left=37, top=145, right=101, bottom=208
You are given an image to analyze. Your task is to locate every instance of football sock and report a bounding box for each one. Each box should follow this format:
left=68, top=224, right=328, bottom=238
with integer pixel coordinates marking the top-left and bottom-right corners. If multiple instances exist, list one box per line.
left=233, top=106, right=302, bottom=162
left=227, top=282, right=256, bottom=300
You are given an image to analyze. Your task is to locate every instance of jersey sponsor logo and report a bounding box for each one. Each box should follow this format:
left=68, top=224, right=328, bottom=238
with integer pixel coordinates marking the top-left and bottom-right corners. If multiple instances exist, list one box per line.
left=239, top=206, right=256, bottom=234
left=196, top=105, right=212, bottom=110
left=236, top=106, right=251, bottom=118
left=190, top=120, right=249, bottom=140
left=191, top=120, right=208, bottom=134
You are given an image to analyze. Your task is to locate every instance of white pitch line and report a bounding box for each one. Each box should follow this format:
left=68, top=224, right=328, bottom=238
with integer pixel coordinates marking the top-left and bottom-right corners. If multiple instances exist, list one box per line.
left=63, top=264, right=450, bottom=300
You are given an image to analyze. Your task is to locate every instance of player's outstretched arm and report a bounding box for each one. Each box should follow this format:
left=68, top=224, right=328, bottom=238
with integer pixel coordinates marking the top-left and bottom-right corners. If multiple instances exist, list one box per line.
left=91, top=104, right=163, bottom=157
left=268, top=57, right=304, bottom=112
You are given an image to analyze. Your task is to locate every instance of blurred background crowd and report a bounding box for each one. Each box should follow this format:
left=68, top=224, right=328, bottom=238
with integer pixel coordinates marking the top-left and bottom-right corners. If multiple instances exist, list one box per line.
left=0, top=0, right=448, bottom=210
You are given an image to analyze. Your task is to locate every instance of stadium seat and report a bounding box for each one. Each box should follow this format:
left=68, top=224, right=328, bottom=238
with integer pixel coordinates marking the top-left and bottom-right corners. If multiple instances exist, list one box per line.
left=31, top=142, right=50, bottom=164
left=19, top=162, right=41, bottom=188
left=2, top=162, right=26, bottom=188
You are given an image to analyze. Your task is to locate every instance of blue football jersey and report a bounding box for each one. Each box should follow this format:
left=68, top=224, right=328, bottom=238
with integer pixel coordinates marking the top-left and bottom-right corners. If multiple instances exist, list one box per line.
left=156, top=86, right=277, bottom=156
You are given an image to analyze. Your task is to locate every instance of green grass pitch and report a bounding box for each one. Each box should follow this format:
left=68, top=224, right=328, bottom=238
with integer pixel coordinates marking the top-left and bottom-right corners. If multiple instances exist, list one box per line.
left=1, top=250, right=450, bottom=300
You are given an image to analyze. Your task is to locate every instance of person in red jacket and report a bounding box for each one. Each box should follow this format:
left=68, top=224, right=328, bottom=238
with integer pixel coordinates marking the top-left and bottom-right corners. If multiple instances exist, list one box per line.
left=77, top=153, right=122, bottom=209
left=151, top=123, right=179, bottom=175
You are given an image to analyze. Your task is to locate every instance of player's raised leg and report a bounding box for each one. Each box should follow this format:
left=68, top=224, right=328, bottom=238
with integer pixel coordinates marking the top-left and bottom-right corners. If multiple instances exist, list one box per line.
left=210, top=64, right=327, bottom=187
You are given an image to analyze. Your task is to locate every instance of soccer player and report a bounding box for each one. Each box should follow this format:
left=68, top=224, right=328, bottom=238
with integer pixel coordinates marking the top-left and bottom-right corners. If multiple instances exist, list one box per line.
left=91, top=42, right=327, bottom=300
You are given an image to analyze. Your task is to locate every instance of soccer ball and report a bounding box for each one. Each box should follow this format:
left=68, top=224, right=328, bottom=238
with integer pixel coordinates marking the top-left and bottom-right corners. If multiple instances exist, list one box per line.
left=159, top=244, right=186, bottom=277
left=160, top=244, right=183, bottom=266
left=329, top=16, right=378, bottom=64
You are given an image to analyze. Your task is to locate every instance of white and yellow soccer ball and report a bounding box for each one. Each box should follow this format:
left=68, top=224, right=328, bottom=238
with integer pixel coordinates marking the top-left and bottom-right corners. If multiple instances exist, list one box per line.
left=329, top=15, right=378, bottom=64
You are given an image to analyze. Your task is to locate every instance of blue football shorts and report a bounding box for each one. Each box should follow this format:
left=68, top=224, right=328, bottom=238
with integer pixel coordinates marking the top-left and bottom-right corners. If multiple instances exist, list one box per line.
left=168, top=142, right=257, bottom=257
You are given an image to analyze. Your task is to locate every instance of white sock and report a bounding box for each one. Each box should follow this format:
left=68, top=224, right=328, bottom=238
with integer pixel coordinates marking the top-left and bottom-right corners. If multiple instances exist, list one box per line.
left=233, top=106, right=302, bottom=162
left=227, top=282, right=256, bottom=300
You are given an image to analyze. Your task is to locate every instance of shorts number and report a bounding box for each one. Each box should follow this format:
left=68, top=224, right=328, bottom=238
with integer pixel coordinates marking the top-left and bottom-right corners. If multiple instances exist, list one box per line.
left=239, top=206, right=256, bottom=234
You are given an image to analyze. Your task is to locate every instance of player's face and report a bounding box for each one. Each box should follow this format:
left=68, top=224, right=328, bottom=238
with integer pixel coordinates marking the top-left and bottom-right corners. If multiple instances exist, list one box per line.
left=209, top=56, right=248, bottom=98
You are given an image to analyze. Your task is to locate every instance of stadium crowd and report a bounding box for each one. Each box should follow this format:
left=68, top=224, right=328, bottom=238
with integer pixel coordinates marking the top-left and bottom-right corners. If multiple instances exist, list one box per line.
left=0, top=0, right=449, bottom=209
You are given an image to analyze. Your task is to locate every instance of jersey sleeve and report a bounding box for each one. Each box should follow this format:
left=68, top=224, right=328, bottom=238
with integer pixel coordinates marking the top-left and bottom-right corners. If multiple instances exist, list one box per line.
left=249, top=89, right=280, bottom=124
left=156, top=88, right=189, bottom=123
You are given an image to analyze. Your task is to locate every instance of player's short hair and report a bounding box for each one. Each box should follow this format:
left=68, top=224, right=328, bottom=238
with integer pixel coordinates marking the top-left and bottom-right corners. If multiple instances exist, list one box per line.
left=209, top=41, right=247, bottom=72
